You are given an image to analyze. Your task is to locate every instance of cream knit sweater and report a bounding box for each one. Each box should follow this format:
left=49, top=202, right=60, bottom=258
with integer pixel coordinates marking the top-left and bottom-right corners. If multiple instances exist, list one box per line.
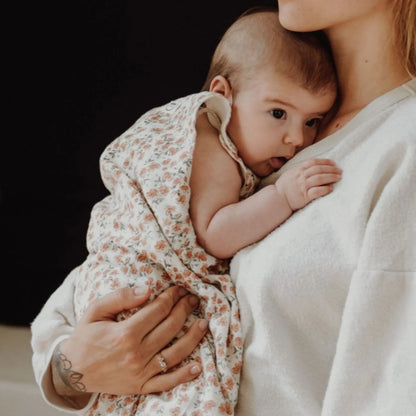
left=232, top=79, right=416, bottom=416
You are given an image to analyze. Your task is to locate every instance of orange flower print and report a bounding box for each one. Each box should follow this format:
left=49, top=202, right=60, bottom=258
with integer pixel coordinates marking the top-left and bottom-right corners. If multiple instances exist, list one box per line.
left=155, top=240, right=167, bottom=251
left=180, top=184, right=189, bottom=192
left=168, top=147, right=177, bottom=155
left=206, top=362, right=215, bottom=372
left=219, top=402, right=233, bottom=415
left=195, top=251, right=207, bottom=261
left=147, top=188, right=158, bottom=198
left=123, top=397, right=134, bottom=405
left=234, top=337, right=243, bottom=347
left=232, top=362, right=242, bottom=374
left=225, top=377, right=234, bottom=390
left=178, top=393, right=189, bottom=404
left=203, top=400, right=216, bottom=411
left=166, top=206, right=176, bottom=216
left=144, top=214, right=154, bottom=223
left=173, top=223, right=182, bottom=233
left=139, top=264, right=153, bottom=274
left=136, top=252, right=148, bottom=262
left=230, top=323, right=240, bottom=333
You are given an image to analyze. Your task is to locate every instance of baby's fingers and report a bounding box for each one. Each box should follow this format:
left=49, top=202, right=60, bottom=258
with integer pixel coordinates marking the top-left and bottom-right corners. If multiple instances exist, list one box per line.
left=301, top=158, right=337, bottom=169
left=306, top=171, right=342, bottom=188
left=307, top=184, right=334, bottom=200
left=301, top=159, right=341, bottom=177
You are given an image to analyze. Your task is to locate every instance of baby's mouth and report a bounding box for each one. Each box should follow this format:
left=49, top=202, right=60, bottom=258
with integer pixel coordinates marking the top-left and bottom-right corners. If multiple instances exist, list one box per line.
left=269, top=157, right=288, bottom=170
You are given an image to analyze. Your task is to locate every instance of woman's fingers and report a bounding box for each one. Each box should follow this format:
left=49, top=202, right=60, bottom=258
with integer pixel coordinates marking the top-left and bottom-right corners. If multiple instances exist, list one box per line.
left=128, top=300, right=208, bottom=394
left=140, top=318, right=208, bottom=384
left=158, top=319, right=209, bottom=368
left=141, top=294, right=201, bottom=354
left=142, top=319, right=210, bottom=393
left=57, top=285, right=208, bottom=396
left=141, top=361, right=202, bottom=394
left=126, top=286, right=195, bottom=339
left=82, top=284, right=151, bottom=323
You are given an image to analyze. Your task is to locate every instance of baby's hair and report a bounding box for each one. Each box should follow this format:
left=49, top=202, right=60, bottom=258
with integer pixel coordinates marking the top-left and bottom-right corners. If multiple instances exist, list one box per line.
left=201, top=5, right=337, bottom=95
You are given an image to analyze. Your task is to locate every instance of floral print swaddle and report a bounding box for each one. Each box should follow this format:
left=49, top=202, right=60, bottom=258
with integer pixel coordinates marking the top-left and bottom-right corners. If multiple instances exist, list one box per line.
left=74, top=91, right=258, bottom=415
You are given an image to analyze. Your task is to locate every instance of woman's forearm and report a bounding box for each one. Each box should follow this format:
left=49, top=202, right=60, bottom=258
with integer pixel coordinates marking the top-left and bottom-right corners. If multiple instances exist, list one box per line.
left=51, top=342, right=92, bottom=408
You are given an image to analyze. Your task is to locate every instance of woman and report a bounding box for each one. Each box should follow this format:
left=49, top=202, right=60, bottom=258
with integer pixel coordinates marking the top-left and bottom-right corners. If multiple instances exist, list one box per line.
left=231, top=0, right=416, bottom=414
left=31, top=0, right=416, bottom=414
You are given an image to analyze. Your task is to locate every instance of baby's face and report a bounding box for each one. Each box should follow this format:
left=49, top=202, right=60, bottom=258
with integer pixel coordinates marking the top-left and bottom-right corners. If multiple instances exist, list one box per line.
left=226, top=69, right=336, bottom=177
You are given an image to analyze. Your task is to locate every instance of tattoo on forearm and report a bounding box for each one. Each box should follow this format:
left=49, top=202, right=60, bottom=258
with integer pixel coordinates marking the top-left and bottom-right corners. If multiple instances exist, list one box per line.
left=52, top=345, right=87, bottom=393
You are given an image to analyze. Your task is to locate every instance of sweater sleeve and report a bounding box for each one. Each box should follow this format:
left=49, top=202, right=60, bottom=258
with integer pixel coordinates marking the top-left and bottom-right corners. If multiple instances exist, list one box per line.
left=30, top=267, right=97, bottom=413
left=322, top=140, right=416, bottom=415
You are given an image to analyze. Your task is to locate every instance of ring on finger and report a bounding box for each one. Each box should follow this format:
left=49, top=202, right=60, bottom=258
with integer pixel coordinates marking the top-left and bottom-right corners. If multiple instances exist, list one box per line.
left=156, top=352, right=168, bottom=374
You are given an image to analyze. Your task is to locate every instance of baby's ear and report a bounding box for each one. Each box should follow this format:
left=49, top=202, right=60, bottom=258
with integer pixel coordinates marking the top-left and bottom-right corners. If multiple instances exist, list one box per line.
left=209, top=75, right=232, bottom=101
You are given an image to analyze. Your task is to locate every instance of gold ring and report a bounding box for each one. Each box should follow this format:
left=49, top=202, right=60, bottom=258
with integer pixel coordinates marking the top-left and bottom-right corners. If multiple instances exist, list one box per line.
left=157, top=353, right=168, bottom=373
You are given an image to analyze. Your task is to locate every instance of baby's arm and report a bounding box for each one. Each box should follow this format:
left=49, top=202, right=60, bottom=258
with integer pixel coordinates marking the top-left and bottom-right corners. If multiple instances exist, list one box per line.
left=190, top=114, right=341, bottom=259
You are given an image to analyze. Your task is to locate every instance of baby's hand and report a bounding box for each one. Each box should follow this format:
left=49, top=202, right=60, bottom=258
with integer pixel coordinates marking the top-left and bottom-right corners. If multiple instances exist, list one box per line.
left=274, top=159, right=342, bottom=211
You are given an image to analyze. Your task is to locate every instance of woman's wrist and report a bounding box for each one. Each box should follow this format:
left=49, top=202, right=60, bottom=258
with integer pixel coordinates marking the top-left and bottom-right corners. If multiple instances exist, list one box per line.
left=51, top=342, right=92, bottom=408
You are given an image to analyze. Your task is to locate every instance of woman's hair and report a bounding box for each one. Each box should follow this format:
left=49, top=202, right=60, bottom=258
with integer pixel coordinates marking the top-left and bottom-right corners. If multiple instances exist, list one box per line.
left=201, top=6, right=337, bottom=94
left=391, top=0, right=416, bottom=77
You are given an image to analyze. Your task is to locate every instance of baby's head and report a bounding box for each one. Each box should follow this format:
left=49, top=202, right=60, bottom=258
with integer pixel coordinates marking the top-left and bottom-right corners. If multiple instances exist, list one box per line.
left=202, top=6, right=338, bottom=177
left=202, top=5, right=337, bottom=99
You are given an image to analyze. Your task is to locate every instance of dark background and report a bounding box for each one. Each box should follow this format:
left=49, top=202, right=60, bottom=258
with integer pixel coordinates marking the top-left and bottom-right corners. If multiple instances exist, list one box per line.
left=2, top=0, right=276, bottom=326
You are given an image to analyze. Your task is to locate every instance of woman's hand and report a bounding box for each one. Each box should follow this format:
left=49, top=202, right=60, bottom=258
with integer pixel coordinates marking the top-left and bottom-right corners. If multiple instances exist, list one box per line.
left=52, top=285, right=208, bottom=404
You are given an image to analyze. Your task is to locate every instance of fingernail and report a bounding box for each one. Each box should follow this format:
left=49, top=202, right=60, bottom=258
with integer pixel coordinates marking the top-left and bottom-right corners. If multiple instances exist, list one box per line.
left=133, top=283, right=149, bottom=296
left=190, top=364, right=201, bottom=375
left=178, top=287, right=188, bottom=297
left=198, top=319, right=208, bottom=331
left=188, top=295, right=199, bottom=307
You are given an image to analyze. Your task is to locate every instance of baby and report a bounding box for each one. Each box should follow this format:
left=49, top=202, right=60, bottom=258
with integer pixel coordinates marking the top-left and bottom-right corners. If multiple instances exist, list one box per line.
left=73, top=6, right=340, bottom=415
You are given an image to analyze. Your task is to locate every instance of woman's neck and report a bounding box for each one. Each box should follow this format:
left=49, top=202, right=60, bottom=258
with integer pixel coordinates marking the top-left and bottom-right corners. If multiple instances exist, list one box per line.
left=318, top=8, right=410, bottom=138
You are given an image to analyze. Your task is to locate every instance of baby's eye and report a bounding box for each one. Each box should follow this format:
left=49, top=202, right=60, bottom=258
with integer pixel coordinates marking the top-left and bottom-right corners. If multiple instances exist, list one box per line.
left=305, top=118, right=321, bottom=127
left=271, top=109, right=286, bottom=119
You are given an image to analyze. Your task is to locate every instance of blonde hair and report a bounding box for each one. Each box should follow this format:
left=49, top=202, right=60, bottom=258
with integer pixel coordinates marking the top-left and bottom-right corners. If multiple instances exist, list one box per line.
left=391, top=0, right=416, bottom=77
left=201, top=6, right=337, bottom=94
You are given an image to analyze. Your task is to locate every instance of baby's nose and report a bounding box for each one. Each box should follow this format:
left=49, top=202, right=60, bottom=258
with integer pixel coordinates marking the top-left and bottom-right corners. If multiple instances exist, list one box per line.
left=283, top=127, right=304, bottom=148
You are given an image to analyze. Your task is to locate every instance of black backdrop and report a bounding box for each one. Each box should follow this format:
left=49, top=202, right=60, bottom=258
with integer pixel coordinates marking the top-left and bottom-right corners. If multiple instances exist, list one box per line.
left=2, top=0, right=276, bottom=326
